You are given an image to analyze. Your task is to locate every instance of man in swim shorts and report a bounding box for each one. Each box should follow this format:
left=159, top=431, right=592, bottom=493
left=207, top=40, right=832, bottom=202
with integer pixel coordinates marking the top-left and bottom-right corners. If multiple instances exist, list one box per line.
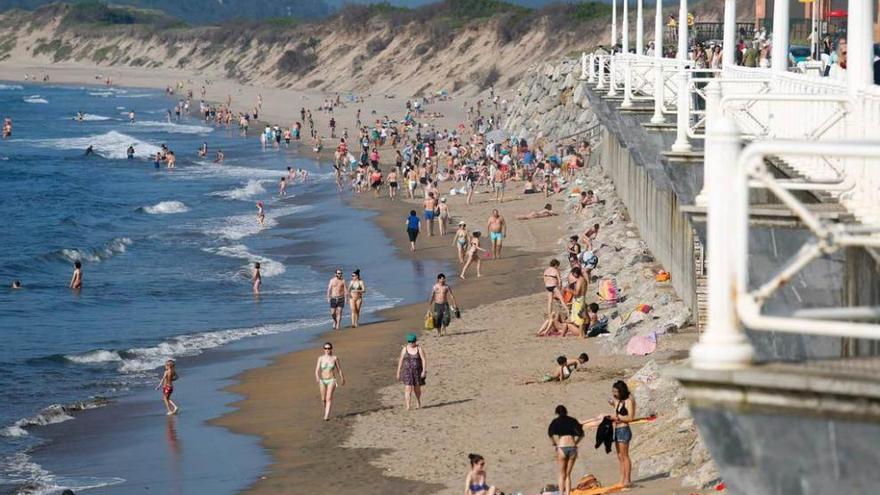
left=428, top=273, right=459, bottom=335
left=487, top=209, right=507, bottom=259
left=327, top=269, right=346, bottom=330
left=423, top=192, right=438, bottom=236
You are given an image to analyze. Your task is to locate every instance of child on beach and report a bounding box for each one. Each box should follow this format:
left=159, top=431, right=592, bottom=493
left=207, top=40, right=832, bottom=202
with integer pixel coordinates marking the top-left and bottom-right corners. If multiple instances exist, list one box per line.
left=252, top=262, right=261, bottom=294
left=156, top=360, right=179, bottom=415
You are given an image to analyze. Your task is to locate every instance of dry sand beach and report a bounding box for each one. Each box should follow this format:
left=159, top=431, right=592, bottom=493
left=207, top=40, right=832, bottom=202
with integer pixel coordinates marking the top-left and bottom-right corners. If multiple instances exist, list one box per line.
left=1, top=58, right=715, bottom=494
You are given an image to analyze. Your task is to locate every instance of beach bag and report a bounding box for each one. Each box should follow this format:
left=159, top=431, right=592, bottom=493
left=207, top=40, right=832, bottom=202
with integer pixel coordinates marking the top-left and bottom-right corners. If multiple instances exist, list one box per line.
left=423, top=311, right=435, bottom=330
left=574, top=474, right=601, bottom=491
left=562, top=288, right=575, bottom=304
left=587, top=316, right=609, bottom=337
left=655, top=270, right=671, bottom=282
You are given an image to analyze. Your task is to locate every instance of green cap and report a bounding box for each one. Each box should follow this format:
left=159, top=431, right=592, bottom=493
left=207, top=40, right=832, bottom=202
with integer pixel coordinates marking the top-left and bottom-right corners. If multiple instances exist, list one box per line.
left=406, top=333, right=417, bottom=343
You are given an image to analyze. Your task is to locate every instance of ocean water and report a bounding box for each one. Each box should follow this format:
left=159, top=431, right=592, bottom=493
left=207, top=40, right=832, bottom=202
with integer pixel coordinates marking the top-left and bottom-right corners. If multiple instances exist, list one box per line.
left=0, top=83, right=442, bottom=494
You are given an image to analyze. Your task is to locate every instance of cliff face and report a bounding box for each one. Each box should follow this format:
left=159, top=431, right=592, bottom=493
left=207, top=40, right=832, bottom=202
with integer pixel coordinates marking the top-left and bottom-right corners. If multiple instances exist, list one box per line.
left=0, top=4, right=609, bottom=96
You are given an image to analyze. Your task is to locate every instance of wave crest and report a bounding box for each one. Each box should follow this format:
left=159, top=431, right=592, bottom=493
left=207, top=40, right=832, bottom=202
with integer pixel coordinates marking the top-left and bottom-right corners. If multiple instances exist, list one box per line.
left=140, top=201, right=189, bottom=215
left=58, top=237, right=132, bottom=263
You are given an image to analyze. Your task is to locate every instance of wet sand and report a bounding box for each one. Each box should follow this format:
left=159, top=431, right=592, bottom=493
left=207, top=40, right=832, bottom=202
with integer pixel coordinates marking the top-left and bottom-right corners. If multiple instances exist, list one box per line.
left=212, top=190, right=556, bottom=494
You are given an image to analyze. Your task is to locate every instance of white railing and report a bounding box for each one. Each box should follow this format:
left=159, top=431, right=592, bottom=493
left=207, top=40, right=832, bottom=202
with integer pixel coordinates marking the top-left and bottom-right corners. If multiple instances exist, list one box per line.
left=584, top=50, right=880, bottom=368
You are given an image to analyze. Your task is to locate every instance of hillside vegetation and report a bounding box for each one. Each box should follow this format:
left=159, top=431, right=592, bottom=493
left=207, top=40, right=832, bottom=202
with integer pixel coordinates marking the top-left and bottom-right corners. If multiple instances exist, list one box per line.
left=0, top=0, right=737, bottom=96
left=0, top=0, right=616, bottom=95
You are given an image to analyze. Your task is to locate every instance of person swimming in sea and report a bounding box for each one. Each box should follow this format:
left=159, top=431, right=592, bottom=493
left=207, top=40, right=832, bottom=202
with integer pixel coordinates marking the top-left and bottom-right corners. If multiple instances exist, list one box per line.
left=69, top=261, right=82, bottom=290
left=252, top=262, right=261, bottom=294
left=85, top=145, right=94, bottom=156
left=214, top=150, right=224, bottom=164
left=155, top=359, right=179, bottom=415
left=128, top=110, right=135, bottom=124
left=11, top=280, right=21, bottom=289
left=127, top=145, right=135, bottom=160
left=256, top=201, right=265, bottom=227
left=198, top=142, right=208, bottom=157
left=75, top=111, right=84, bottom=122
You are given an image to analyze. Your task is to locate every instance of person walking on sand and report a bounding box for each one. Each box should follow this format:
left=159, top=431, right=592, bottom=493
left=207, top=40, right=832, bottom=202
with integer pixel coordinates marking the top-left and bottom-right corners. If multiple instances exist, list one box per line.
left=429, top=273, right=458, bottom=334
left=155, top=360, right=179, bottom=416
left=396, top=333, right=426, bottom=410
left=464, top=454, right=498, bottom=495
left=386, top=168, right=399, bottom=201
left=437, top=197, right=450, bottom=235
left=487, top=209, right=506, bottom=259
left=423, top=192, right=438, bottom=236
left=452, top=221, right=469, bottom=264
left=543, top=259, right=567, bottom=317
left=460, top=232, right=485, bottom=279
left=252, top=262, right=262, bottom=294
left=406, top=210, right=421, bottom=252
left=69, top=261, right=82, bottom=290
left=493, top=166, right=507, bottom=203
left=348, top=269, right=365, bottom=328
left=327, top=269, right=346, bottom=330
left=548, top=405, right=583, bottom=495
left=315, top=342, right=345, bottom=420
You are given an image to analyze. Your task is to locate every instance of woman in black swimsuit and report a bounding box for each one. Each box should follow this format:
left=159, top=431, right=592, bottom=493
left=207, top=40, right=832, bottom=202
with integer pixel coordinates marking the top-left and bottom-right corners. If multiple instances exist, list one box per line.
left=611, top=380, right=635, bottom=488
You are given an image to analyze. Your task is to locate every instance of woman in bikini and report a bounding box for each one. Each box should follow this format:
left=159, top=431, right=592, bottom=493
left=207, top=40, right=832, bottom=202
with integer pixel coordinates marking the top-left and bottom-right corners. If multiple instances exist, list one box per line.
left=348, top=269, right=365, bottom=328
left=155, top=359, right=179, bottom=416
left=611, top=380, right=635, bottom=488
left=315, top=342, right=345, bottom=421
left=452, top=222, right=469, bottom=264
left=460, top=231, right=485, bottom=279
left=542, top=259, right=567, bottom=317
left=464, top=454, right=497, bottom=495
left=438, top=197, right=450, bottom=235
left=548, top=405, right=584, bottom=495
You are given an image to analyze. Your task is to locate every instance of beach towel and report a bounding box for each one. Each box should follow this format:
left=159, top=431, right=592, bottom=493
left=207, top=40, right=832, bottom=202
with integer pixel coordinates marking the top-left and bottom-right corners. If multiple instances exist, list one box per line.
left=626, top=333, right=658, bottom=355
left=596, top=279, right=619, bottom=305
left=572, top=484, right=628, bottom=495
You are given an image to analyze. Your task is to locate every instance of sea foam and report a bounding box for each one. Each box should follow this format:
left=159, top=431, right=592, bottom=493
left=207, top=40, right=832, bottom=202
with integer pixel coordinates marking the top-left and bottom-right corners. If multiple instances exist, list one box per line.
left=23, top=95, right=48, bottom=104
left=58, top=237, right=132, bottom=263
left=132, top=121, right=213, bottom=135
left=205, top=244, right=286, bottom=277
left=211, top=179, right=268, bottom=200
left=140, top=200, right=190, bottom=215
left=37, top=130, right=162, bottom=160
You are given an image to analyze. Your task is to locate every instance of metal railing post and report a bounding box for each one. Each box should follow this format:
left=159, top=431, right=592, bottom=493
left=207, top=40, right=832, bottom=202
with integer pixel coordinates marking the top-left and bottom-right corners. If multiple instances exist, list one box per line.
left=622, top=56, right=634, bottom=108
left=694, top=80, right=722, bottom=206
left=607, top=56, right=618, bottom=97
left=650, top=0, right=665, bottom=124
left=670, top=0, right=691, bottom=152
left=690, top=114, right=755, bottom=370
left=671, top=67, right=692, bottom=152
left=587, top=53, right=596, bottom=83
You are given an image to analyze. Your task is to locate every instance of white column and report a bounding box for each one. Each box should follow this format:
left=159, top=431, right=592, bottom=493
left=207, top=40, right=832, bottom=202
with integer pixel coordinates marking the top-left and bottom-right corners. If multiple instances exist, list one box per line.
left=588, top=53, right=596, bottom=83
left=650, top=0, right=666, bottom=124
left=690, top=112, right=755, bottom=370
left=694, top=80, right=722, bottom=206
left=622, top=0, right=629, bottom=55
left=581, top=52, right=588, bottom=80
left=722, top=0, right=736, bottom=67
left=597, top=55, right=606, bottom=89
left=671, top=0, right=692, bottom=152
left=846, top=0, right=874, bottom=93
left=622, top=56, right=634, bottom=107
left=770, top=0, right=790, bottom=73
left=612, top=0, right=618, bottom=47
left=607, top=56, right=618, bottom=96
left=636, top=0, right=644, bottom=55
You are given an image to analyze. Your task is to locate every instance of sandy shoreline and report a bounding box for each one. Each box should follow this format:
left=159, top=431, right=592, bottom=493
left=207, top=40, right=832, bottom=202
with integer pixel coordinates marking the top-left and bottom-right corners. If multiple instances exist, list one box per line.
left=1, top=60, right=713, bottom=494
